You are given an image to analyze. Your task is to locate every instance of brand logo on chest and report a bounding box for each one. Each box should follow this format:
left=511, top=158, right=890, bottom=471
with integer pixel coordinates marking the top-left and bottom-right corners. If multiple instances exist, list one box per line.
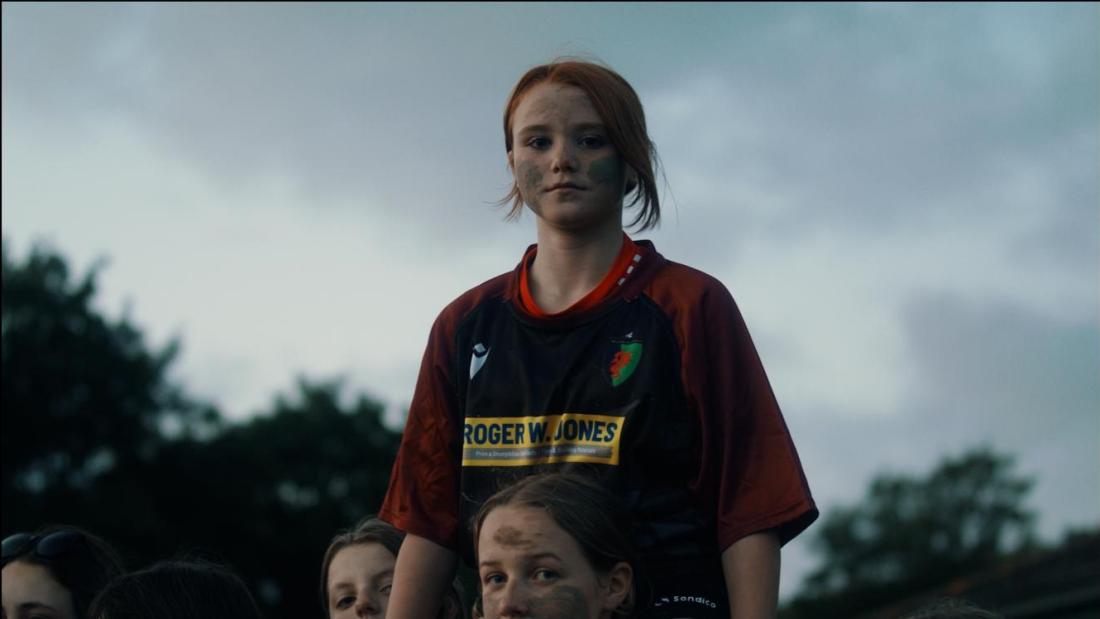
left=470, top=342, right=490, bottom=379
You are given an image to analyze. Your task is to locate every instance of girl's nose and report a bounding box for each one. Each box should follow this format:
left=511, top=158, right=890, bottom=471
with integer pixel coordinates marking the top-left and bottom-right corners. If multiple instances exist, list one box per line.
left=496, top=580, right=530, bottom=618
left=354, top=590, right=380, bottom=617
left=551, top=142, right=579, bottom=173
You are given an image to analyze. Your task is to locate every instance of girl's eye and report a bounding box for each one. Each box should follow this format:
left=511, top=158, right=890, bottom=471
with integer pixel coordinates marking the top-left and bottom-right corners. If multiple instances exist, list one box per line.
left=335, top=595, right=356, bottom=609
left=579, top=135, right=606, bottom=148
left=380, top=583, right=393, bottom=594
left=482, top=572, right=506, bottom=586
left=533, top=568, right=560, bottom=582
left=526, top=137, right=550, bottom=149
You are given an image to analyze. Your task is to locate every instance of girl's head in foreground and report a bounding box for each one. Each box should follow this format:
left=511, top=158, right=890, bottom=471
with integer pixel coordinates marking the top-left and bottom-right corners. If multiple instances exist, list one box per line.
left=474, top=473, right=638, bottom=619
left=86, top=559, right=262, bottom=619
left=321, top=518, right=405, bottom=618
left=321, top=518, right=465, bottom=619
left=2, top=526, right=124, bottom=619
left=501, top=60, right=661, bottom=233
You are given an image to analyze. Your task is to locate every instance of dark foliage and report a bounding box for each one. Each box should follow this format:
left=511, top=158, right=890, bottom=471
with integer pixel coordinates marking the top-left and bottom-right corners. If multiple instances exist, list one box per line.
left=2, top=242, right=401, bottom=618
left=781, top=447, right=1036, bottom=618
left=2, top=243, right=198, bottom=497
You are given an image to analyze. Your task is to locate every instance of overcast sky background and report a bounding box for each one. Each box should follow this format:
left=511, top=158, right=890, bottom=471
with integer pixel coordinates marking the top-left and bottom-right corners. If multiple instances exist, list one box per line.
left=3, top=2, right=1097, bottom=599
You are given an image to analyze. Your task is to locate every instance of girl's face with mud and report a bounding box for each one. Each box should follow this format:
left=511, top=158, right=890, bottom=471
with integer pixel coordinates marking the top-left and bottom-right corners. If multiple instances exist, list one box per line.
left=508, top=81, right=635, bottom=234
left=477, top=505, right=632, bottom=619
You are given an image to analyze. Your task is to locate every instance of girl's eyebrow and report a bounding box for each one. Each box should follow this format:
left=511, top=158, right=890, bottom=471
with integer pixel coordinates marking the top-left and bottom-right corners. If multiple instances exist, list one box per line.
left=480, top=551, right=565, bottom=568
left=369, top=568, right=395, bottom=583
left=517, top=122, right=606, bottom=135
left=19, top=602, right=59, bottom=610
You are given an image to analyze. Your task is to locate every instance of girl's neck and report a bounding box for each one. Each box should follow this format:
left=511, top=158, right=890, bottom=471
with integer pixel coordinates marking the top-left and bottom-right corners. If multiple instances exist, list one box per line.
left=529, top=219, right=624, bottom=314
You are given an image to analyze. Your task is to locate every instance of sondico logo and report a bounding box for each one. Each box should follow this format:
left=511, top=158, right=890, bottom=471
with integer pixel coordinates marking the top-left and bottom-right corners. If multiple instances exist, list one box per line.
left=462, top=413, right=626, bottom=467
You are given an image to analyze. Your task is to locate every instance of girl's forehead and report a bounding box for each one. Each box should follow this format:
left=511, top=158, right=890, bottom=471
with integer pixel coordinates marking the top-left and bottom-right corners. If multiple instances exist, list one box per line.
left=2, top=560, right=72, bottom=605
left=478, top=506, right=595, bottom=574
left=482, top=506, right=567, bottom=544
left=329, top=543, right=395, bottom=577
left=513, top=83, right=600, bottom=126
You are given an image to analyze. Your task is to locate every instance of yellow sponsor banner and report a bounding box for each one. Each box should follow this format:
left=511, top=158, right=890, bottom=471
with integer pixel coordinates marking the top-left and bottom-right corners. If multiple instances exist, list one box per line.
left=462, top=413, right=625, bottom=467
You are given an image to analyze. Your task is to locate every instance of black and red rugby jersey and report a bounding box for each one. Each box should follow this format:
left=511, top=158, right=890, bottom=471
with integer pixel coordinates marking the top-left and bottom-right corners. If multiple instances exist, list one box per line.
left=380, top=239, right=817, bottom=596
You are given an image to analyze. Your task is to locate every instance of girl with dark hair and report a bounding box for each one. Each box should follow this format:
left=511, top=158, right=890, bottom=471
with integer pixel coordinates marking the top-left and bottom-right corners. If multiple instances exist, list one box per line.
left=321, top=517, right=465, bottom=619
left=380, top=58, right=818, bottom=618
left=473, top=473, right=641, bottom=619
left=321, top=518, right=405, bottom=618
left=2, top=525, right=124, bottom=619
left=85, top=559, right=262, bottom=619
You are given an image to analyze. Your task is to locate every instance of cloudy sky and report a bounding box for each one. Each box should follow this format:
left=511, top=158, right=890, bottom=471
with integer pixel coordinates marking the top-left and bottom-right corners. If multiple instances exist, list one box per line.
left=3, top=2, right=1097, bottom=598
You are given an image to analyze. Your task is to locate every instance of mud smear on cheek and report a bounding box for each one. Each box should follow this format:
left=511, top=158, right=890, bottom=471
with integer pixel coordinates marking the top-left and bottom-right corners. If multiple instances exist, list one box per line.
left=493, top=526, right=534, bottom=549
left=529, top=585, right=590, bottom=619
left=587, top=156, right=625, bottom=187
left=518, top=161, right=543, bottom=198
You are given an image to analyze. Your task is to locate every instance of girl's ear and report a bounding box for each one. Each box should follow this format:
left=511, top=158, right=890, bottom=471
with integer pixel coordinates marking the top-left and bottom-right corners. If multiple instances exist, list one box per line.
left=601, top=561, right=634, bottom=617
left=508, top=150, right=515, bottom=170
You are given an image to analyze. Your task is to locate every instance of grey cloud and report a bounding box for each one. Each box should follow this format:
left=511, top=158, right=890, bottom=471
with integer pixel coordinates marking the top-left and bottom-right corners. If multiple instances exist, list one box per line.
left=644, top=3, right=1097, bottom=251
left=1009, top=131, right=1099, bottom=272
left=6, top=4, right=1093, bottom=252
left=898, top=291, right=1098, bottom=533
left=2, top=3, right=137, bottom=111
left=902, top=291, right=1098, bottom=438
left=2, top=3, right=739, bottom=246
left=784, top=289, right=1098, bottom=569
left=4, top=4, right=514, bottom=244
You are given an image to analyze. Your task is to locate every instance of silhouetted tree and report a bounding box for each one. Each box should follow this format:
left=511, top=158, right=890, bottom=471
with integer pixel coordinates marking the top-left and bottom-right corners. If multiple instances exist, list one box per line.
left=3, top=242, right=404, bottom=619
left=2, top=242, right=212, bottom=527
left=171, top=378, right=399, bottom=613
left=782, top=447, right=1036, bottom=618
left=86, top=377, right=400, bottom=616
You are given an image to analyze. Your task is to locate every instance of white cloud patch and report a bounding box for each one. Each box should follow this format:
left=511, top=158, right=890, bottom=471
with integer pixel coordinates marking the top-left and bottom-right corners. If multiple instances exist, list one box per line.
left=1, top=109, right=529, bottom=420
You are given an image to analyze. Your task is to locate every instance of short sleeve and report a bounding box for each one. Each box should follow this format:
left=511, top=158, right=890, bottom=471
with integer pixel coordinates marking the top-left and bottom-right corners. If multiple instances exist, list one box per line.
left=649, top=265, right=818, bottom=551
left=379, top=310, right=463, bottom=550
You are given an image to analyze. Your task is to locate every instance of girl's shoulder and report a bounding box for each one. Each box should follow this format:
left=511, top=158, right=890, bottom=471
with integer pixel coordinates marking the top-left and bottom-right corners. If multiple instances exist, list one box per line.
left=432, top=269, right=516, bottom=329
left=646, top=259, right=736, bottom=310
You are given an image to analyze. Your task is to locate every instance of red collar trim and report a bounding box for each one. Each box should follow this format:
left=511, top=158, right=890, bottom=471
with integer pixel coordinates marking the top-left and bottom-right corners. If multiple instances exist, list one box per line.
left=518, top=234, right=641, bottom=319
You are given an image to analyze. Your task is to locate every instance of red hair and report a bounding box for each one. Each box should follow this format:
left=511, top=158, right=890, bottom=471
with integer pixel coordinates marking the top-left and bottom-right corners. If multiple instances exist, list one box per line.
left=500, top=59, right=661, bottom=231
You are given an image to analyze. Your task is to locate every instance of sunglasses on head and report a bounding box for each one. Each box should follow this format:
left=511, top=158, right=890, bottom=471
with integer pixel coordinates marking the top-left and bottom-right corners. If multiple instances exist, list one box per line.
left=2, top=530, right=88, bottom=564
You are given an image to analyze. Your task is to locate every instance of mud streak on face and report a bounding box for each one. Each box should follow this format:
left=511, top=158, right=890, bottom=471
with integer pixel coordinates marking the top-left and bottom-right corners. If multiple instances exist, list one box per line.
left=527, top=585, right=590, bottom=619
left=493, top=525, right=533, bottom=549
left=519, top=160, right=543, bottom=199
left=587, top=155, right=624, bottom=188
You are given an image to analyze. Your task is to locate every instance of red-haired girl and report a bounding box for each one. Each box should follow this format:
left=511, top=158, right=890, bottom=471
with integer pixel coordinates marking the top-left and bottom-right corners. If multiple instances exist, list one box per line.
left=380, top=59, right=817, bottom=618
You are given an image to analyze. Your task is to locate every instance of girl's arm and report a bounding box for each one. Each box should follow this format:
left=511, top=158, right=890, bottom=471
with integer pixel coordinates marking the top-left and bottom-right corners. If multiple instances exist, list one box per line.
left=387, top=533, right=459, bottom=619
left=722, top=530, right=781, bottom=619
